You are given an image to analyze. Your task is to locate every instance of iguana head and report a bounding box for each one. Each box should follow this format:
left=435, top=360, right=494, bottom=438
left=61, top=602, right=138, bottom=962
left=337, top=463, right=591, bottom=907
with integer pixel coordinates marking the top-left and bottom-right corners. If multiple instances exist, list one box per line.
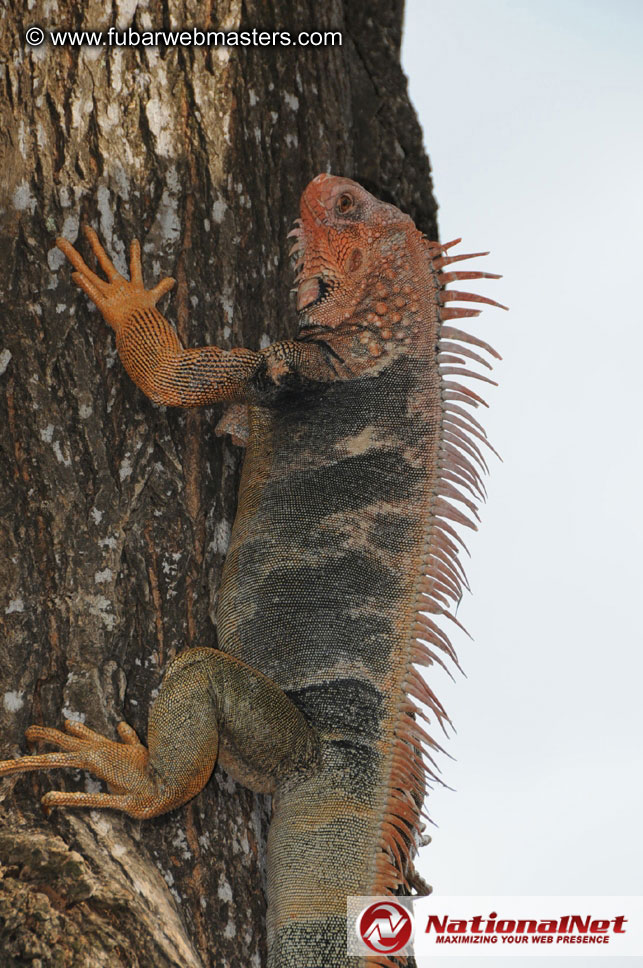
left=289, top=174, right=417, bottom=338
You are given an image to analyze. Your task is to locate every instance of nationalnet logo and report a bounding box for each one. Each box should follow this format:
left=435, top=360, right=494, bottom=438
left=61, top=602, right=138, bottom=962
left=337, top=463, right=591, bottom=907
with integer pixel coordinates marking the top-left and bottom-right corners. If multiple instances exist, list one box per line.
left=356, top=900, right=414, bottom=954
left=347, top=896, right=643, bottom=959
left=425, top=909, right=627, bottom=947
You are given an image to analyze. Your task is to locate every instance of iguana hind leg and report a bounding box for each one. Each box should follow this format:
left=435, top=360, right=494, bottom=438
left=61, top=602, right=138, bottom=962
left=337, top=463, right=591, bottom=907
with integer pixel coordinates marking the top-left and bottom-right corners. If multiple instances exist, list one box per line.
left=0, top=648, right=319, bottom=819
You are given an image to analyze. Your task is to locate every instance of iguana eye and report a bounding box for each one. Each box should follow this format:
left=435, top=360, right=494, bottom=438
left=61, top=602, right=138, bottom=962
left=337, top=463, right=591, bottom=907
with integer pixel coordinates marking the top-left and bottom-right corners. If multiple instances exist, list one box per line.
left=336, top=193, right=354, bottom=214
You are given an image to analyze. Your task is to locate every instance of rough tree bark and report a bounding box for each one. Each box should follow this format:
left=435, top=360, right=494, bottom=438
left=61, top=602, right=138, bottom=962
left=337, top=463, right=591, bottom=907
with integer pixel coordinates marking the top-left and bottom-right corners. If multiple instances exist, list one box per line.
left=0, top=1, right=438, bottom=965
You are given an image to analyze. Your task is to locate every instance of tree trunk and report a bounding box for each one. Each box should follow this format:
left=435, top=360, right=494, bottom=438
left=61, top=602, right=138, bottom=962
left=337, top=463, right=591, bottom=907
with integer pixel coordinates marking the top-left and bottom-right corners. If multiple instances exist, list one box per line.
left=0, top=2, right=437, bottom=964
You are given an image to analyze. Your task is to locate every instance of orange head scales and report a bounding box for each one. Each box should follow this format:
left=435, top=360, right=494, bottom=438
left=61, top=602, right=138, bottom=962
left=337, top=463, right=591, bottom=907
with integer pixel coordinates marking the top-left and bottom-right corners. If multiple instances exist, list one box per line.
left=288, top=174, right=426, bottom=350
left=288, top=174, right=506, bottom=366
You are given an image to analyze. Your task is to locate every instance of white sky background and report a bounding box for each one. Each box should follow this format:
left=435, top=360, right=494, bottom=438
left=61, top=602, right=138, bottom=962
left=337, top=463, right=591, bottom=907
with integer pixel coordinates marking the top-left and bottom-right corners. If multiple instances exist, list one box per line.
left=401, top=0, right=643, bottom=952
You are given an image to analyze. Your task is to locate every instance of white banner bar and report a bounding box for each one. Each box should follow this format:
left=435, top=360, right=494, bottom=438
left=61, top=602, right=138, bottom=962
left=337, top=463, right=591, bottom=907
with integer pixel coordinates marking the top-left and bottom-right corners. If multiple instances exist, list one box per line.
left=348, top=896, right=643, bottom=958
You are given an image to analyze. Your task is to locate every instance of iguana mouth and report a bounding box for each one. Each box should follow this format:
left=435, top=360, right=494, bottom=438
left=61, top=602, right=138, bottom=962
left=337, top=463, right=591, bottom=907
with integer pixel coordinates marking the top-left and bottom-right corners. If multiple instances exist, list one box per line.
left=288, top=215, right=338, bottom=313
left=288, top=218, right=323, bottom=311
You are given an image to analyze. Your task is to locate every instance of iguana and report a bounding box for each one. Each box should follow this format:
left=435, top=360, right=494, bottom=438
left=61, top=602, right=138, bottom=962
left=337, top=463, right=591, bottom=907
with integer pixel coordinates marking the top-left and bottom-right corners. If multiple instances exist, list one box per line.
left=0, top=174, right=503, bottom=967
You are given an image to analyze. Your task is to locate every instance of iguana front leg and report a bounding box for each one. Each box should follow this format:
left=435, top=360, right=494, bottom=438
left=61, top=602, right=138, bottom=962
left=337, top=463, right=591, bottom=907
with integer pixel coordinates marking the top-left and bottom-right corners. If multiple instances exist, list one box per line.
left=57, top=227, right=263, bottom=407
left=0, top=648, right=319, bottom=818
left=56, top=227, right=338, bottom=408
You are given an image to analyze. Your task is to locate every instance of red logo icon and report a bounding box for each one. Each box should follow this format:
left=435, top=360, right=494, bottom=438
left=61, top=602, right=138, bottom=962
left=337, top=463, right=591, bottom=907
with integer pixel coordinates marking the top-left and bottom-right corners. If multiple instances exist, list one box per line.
left=357, top=900, right=414, bottom=954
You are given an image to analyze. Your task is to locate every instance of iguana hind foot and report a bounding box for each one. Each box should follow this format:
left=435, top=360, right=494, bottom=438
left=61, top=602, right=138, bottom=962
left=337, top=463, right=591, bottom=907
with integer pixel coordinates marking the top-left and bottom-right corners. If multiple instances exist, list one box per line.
left=0, top=718, right=168, bottom=818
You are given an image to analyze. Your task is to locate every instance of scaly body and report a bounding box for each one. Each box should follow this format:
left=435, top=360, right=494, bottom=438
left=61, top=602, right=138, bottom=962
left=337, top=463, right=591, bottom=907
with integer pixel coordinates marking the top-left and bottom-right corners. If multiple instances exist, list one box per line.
left=0, top=175, right=503, bottom=967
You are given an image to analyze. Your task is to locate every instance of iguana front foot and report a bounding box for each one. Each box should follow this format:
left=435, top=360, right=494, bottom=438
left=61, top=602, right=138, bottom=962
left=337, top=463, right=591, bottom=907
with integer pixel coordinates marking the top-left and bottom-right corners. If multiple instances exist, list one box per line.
left=0, top=718, right=182, bottom=819
left=56, top=226, right=175, bottom=335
